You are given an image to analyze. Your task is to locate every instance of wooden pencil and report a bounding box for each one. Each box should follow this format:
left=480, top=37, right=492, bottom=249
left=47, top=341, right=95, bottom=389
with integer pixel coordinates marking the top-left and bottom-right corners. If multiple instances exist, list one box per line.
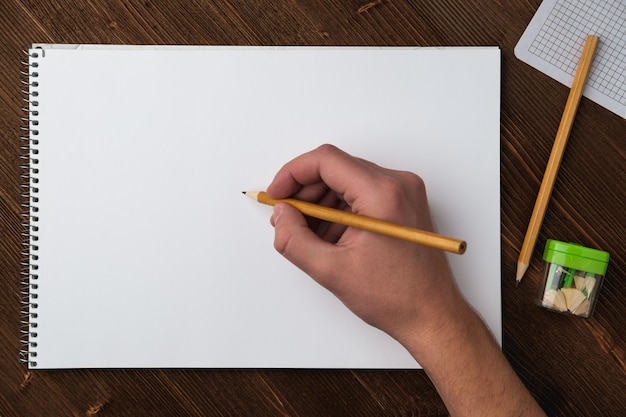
left=516, top=34, right=599, bottom=285
left=244, top=191, right=467, bottom=255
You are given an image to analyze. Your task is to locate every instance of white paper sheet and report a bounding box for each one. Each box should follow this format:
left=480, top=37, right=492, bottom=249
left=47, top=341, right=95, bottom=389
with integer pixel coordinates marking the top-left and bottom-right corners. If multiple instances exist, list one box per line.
left=27, top=45, right=501, bottom=369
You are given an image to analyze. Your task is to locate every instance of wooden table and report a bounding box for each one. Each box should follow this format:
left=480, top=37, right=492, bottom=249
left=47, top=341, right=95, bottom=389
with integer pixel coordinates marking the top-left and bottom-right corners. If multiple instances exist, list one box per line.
left=1, top=1, right=624, bottom=415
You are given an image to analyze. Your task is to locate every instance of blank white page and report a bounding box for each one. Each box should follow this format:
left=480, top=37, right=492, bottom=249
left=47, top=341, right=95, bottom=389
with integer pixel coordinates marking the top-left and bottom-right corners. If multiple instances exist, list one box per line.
left=27, top=45, right=501, bottom=369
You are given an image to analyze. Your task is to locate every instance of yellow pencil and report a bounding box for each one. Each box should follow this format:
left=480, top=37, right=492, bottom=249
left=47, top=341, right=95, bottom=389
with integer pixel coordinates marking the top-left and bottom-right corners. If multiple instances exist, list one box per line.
left=516, top=34, right=599, bottom=285
left=244, top=191, right=467, bottom=254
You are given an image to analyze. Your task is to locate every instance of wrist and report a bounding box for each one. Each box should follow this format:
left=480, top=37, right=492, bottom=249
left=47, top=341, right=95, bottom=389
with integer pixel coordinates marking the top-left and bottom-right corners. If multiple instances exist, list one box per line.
left=393, top=287, right=478, bottom=365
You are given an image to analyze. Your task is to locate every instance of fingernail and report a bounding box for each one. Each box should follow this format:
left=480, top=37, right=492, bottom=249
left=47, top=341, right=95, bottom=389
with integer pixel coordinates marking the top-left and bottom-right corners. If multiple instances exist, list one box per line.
left=271, top=205, right=283, bottom=226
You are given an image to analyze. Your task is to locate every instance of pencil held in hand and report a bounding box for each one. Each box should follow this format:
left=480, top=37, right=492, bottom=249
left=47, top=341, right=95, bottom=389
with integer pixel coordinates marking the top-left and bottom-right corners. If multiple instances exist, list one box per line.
left=244, top=191, right=467, bottom=255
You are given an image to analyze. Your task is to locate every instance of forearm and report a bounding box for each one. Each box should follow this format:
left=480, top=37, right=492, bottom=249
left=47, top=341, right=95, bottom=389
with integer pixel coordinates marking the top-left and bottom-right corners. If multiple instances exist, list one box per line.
left=400, top=300, right=546, bottom=417
left=267, top=146, right=545, bottom=415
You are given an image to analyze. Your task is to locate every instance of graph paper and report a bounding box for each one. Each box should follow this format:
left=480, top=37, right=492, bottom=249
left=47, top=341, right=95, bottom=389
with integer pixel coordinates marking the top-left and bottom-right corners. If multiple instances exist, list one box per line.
left=515, top=0, right=626, bottom=119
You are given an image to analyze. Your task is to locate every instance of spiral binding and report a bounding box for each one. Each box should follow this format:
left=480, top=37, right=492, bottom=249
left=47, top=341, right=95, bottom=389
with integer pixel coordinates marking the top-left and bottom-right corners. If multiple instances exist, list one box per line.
left=19, top=48, right=41, bottom=367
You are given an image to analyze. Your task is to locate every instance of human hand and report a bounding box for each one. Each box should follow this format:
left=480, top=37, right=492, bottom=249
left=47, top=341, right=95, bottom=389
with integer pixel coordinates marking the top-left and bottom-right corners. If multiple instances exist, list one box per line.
left=266, top=144, right=464, bottom=344
left=266, top=145, right=547, bottom=417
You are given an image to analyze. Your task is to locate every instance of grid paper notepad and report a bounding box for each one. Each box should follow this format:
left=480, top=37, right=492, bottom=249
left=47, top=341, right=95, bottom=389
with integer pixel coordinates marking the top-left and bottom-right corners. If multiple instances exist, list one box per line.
left=515, top=0, right=626, bottom=118
left=21, top=45, right=501, bottom=369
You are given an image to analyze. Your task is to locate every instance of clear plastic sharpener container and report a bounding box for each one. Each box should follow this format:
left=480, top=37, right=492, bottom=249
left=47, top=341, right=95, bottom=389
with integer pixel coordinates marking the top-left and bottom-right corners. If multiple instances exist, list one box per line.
left=537, top=239, right=610, bottom=318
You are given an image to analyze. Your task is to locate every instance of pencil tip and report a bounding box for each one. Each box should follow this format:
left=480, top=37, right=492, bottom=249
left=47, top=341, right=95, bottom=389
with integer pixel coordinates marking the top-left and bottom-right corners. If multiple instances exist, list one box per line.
left=242, top=191, right=259, bottom=200
left=515, top=262, right=528, bottom=286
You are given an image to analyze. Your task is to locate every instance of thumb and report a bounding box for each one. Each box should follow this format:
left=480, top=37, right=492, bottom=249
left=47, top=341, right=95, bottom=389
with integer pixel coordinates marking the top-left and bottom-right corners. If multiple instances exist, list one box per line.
left=270, top=203, right=336, bottom=280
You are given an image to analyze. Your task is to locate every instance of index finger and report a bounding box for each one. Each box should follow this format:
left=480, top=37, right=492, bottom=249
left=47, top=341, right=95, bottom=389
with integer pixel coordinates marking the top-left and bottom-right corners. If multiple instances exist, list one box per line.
left=266, top=144, right=381, bottom=206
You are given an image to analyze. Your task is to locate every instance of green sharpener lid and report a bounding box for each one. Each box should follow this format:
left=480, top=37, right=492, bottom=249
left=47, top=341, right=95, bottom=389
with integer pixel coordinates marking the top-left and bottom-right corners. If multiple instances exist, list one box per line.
left=543, top=239, right=610, bottom=275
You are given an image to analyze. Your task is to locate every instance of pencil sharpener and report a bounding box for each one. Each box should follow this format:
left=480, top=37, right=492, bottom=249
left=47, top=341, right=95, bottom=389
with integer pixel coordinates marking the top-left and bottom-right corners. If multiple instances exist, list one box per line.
left=537, top=239, right=609, bottom=318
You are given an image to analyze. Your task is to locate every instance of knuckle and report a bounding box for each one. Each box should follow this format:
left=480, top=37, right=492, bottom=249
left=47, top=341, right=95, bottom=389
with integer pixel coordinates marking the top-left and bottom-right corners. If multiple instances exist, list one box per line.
left=379, top=174, right=404, bottom=194
left=401, top=171, right=426, bottom=195
left=376, top=171, right=426, bottom=216
left=316, top=143, right=339, bottom=154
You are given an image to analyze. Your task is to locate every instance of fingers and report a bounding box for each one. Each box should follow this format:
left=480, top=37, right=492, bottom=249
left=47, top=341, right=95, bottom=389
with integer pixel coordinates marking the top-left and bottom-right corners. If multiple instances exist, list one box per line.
left=266, top=144, right=380, bottom=206
left=266, top=144, right=435, bottom=241
left=270, top=203, right=341, bottom=280
left=266, top=144, right=431, bottom=227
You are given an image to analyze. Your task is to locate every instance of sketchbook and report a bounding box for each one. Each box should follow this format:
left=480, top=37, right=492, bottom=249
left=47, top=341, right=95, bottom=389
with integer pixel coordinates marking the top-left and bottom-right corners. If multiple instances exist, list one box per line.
left=21, top=45, right=501, bottom=369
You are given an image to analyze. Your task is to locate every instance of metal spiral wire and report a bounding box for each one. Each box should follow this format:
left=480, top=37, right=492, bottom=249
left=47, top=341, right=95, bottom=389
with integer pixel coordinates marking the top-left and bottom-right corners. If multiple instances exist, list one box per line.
left=19, top=48, right=41, bottom=367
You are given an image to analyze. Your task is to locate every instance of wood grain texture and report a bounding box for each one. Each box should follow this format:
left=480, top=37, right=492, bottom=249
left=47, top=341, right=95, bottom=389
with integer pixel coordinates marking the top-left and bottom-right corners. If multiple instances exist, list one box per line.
left=1, top=0, right=624, bottom=416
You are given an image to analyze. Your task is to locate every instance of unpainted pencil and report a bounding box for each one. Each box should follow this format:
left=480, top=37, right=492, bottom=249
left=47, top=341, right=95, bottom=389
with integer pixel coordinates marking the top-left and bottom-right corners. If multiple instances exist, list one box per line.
left=245, top=191, right=467, bottom=255
left=516, top=35, right=599, bottom=284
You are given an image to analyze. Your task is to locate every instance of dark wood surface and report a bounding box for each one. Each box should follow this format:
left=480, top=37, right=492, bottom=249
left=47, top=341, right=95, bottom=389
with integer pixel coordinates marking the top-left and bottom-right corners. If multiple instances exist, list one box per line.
left=1, top=1, right=624, bottom=416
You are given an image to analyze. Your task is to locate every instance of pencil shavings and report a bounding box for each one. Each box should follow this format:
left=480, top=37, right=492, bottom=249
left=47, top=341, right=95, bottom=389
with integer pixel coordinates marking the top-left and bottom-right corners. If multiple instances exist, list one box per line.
left=560, top=288, right=587, bottom=312
left=574, top=275, right=597, bottom=298
left=542, top=287, right=592, bottom=316
left=574, top=275, right=586, bottom=292
left=571, top=298, right=591, bottom=316
left=542, top=289, right=567, bottom=312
